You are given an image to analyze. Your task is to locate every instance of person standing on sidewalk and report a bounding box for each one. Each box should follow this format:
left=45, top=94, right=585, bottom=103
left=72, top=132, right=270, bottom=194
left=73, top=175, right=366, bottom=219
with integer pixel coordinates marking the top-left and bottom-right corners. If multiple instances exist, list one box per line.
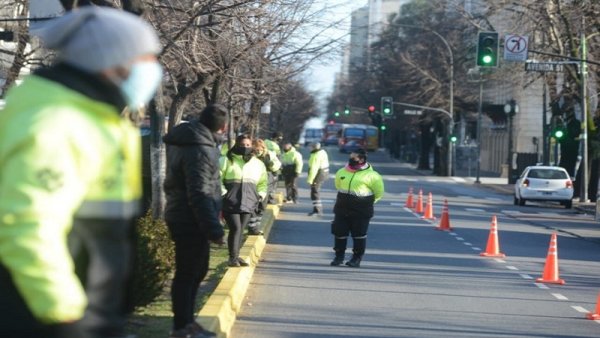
left=281, top=143, right=303, bottom=204
left=163, top=104, right=229, bottom=338
left=246, top=139, right=281, bottom=235
left=265, top=131, right=283, bottom=157
left=307, top=142, right=330, bottom=216
left=330, top=150, right=384, bottom=268
left=0, top=6, right=162, bottom=338
left=220, top=134, right=268, bottom=267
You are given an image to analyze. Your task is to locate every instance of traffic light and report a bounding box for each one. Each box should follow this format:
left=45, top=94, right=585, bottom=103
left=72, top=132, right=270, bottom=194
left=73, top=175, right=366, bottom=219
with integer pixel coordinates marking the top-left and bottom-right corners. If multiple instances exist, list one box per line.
left=552, top=127, right=565, bottom=140
left=380, top=124, right=387, bottom=131
left=476, top=31, right=499, bottom=67
left=381, top=97, right=393, bottom=115
left=334, top=111, right=340, bottom=117
left=368, top=105, right=376, bottom=113
left=450, top=135, right=457, bottom=143
left=344, top=105, right=350, bottom=115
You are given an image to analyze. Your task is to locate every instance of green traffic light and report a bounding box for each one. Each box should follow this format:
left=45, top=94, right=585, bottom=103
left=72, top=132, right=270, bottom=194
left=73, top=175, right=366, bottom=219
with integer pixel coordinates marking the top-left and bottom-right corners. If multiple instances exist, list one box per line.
left=450, top=136, right=457, bottom=143
left=482, top=55, right=493, bottom=64
left=383, top=108, right=391, bottom=114
left=334, top=111, right=340, bottom=117
left=344, top=109, right=350, bottom=115
left=380, top=125, right=387, bottom=131
left=554, top=130, right=564, bottom=139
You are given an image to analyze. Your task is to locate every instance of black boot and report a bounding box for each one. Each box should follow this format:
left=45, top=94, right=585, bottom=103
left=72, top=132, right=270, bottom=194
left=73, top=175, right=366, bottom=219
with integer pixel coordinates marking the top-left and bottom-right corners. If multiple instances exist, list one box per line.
left=345, top=255, right=362, bottom=268
left=331, top=237, right=347, bottom=266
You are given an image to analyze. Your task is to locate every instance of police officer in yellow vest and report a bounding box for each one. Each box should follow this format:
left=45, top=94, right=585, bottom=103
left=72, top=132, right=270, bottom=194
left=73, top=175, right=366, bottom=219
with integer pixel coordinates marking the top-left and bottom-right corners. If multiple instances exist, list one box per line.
left=307, top=142, right=330, bottom=216
left=0, top=7, right=162, bottom=337
left=220, top=135, right=268, bottom=267
left=331, top=149, right=384, bottom=268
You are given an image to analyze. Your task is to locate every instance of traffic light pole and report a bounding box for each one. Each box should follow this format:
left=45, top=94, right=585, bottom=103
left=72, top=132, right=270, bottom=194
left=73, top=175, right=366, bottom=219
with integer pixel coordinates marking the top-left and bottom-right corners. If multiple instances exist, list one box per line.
left=393, top=101, right=454, bottom=176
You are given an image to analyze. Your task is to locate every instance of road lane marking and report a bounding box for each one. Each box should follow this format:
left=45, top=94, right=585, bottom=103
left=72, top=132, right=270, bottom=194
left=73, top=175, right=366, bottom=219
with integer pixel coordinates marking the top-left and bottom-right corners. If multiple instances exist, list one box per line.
left=464, top=242, right=472, bottom=246
left=494, top=259, right=506, bottom=263
left=551, top=293, right=568, bottom=300
left=472, top=247, right=482, bottom=251
left=465, top=208, right=486, bottom=213
left=572, top=306, right=589, bottom=313
left=456, top=237, right=464, bottom=241
left=506, top=266, right=519, bottom=270
left=519, top=274, right=533, bottom=279
left=535, top=283, right=549, bottom=289
left=449, top=232, right=457, bottom=236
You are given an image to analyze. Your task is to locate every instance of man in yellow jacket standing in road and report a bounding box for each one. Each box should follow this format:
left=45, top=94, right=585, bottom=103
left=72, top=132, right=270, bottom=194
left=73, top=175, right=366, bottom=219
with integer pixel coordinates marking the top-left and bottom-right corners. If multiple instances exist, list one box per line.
left=307, top=142, right=329, bottom=216
left=330, top=149, right=384, bottom=268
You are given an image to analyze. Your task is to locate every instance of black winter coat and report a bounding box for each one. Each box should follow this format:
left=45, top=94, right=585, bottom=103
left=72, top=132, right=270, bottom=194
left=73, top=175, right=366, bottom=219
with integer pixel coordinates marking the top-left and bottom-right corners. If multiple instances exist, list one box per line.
left=163, top=120, right=224, bottom=240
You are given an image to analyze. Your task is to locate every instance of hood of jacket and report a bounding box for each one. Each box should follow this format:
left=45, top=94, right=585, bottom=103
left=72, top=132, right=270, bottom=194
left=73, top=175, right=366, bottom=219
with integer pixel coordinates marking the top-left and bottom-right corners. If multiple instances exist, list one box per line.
left=163, top=120, right=216, bottom=147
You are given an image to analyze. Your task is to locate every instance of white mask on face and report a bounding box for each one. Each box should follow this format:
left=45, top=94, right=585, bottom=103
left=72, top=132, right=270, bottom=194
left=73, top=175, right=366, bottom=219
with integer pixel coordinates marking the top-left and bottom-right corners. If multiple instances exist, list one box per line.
left=119, top=61, right=163, bottom=109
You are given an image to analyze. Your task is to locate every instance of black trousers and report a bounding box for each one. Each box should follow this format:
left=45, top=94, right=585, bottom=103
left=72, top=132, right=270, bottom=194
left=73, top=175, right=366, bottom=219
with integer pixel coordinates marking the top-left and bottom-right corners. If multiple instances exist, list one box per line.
left=283, top=174, right=298, bottom=202
left=224, top=213, right=251, bottom=258
left=170, top=234, right=210, bottom=330
left=310, top=170, right=328, bottom=212
left=331, top=214, right=371, bottom=257
left=68, top=219, right=134, bottom=338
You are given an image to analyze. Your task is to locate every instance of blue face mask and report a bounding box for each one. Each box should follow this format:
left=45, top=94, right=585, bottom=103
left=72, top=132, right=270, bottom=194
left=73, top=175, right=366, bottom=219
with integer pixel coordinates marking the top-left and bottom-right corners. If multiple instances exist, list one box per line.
left=119, top=61, right=163, bottom=109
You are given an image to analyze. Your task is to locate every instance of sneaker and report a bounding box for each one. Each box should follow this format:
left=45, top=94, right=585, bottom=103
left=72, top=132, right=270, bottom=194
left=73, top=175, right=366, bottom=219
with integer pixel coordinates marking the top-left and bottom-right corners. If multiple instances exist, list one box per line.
left=237, top=257, right=250, bottom=266
left=247, top=227, right=263, bottom=236
left=345, top=256, right=361, bottom=268
left=228, top=257, right=240, bottom=267
left=186, top=322, right=216, bottom=338
left=330, top=257, right=344, bottom=266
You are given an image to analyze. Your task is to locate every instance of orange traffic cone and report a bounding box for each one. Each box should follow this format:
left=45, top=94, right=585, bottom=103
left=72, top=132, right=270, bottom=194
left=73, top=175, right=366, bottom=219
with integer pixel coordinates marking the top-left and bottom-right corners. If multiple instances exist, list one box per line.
left=586, top=292, right=600, bottom=320
left=536, top=233, right=565, bottom=284
left=480, top=215, right=505, bottom=258
left=415, top=189, right=423, bottom=213
left=435, top=199, right=452, bottom=231
left=421, top=193, right=436, bottom=220
left=405, top=187, right=414, bottom=208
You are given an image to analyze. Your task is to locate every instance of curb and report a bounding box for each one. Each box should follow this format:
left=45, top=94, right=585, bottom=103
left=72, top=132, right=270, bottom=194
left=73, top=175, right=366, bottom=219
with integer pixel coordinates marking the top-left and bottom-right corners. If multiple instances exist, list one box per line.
left=197, top=197, right=282, bottom=338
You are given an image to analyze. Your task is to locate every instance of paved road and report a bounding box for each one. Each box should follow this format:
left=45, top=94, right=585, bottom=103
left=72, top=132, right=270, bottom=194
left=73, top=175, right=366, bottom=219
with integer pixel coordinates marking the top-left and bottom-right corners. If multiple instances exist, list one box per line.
left=230, top=148, right=600, bottom=338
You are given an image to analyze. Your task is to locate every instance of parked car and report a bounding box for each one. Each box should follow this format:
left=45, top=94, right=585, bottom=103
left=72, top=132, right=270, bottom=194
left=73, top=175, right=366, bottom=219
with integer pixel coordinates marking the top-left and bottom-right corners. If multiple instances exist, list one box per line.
left=514, top=166, right=573, bottom=208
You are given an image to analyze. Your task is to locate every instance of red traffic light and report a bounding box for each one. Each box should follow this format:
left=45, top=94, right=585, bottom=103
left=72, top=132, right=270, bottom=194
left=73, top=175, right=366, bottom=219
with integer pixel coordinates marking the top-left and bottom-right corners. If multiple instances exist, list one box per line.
left=368, top=105, right=376, bottom=112
left=328, top=120, right=335, bottom=124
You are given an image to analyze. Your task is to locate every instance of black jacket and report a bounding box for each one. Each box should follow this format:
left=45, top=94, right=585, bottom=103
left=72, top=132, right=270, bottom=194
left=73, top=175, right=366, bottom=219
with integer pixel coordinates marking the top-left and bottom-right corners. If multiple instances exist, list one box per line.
left=163, top=120, right=224, bottom=240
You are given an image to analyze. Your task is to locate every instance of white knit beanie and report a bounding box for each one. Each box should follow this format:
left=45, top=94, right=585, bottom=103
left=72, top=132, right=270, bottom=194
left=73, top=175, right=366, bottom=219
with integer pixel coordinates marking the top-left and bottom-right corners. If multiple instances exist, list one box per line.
left=33, top=6, right=160, bottom=72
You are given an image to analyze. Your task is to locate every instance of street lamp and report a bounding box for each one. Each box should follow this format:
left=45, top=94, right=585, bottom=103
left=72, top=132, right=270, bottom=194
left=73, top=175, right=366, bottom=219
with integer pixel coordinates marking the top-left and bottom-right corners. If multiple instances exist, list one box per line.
left=391, top=22, right=454, bottom=176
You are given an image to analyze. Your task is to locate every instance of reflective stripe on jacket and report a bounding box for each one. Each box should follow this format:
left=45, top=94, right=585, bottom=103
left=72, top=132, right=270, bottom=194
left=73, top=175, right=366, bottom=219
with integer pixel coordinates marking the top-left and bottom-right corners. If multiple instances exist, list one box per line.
left=0, top=75, right=141, bottom=323
left=220, top=154, right=268, bottom=213
left=333, top=164, right=384, bottom=219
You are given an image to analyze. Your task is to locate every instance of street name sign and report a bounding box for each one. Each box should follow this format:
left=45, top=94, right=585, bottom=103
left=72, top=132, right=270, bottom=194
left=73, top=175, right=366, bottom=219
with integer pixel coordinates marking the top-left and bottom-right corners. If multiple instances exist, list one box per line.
left=525, top=62, right=564, bottom=72
left=404, top=110, right=422, bottom=115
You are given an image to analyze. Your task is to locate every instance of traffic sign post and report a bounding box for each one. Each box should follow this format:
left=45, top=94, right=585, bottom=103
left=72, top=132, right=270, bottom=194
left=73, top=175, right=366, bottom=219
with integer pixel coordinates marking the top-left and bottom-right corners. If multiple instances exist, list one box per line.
left=504, top=34, right=528, bottom=62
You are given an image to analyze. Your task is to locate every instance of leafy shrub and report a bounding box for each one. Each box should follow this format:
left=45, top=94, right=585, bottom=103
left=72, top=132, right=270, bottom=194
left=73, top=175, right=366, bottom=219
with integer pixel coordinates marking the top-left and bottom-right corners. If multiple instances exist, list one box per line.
left=131, top=210, right=174, bottom=309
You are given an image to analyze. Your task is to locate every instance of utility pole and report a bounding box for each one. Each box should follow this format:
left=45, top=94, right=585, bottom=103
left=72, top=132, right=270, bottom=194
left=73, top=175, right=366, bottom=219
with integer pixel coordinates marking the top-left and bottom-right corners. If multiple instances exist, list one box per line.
left=581, top=18, right=589, bottom=202
left=542, top=79, right=549, bottom=165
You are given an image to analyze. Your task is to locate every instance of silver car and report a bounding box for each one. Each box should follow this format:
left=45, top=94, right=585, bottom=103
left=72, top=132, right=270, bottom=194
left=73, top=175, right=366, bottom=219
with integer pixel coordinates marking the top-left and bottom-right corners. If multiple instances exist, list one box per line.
left=514, top=166, right=574, bottom=208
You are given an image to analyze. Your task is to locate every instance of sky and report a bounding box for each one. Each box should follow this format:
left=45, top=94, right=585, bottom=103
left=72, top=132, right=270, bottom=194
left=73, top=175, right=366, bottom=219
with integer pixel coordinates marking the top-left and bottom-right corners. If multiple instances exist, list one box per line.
left=301, top=0, right=368, bottom=128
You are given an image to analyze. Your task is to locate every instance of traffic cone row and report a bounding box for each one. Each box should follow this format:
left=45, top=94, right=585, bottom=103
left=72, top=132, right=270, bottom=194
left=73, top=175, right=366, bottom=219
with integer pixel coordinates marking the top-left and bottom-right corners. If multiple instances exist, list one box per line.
left=414, top=189, right=423, bottom=213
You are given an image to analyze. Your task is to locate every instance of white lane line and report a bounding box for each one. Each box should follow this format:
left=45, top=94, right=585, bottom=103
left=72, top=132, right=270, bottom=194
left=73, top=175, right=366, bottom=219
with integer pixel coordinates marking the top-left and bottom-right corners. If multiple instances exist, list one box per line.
left=519, top=274, right=533, bottom=279
left=464, top=242, right=472, bottom=246
left=503, top=210, right=523, bottom=214
left=535, top=283, right=549, bottom=289
left=572, top=306, right=589, bottom=313
left=456, top=237, right=464, bottom=241
left=552, top=293, right=568, bottom=301
left=494, top=259, right=506, bottom=263
left=390, top=202, right=404, bottom=206
left=506, top=266, right=519, bottom=270
left=485, top=197, right=503, bottom=201
left=449, top=232, right=458, bottom=236
left=472, top=247, right=482, bottom=251
left=465, top=208, right=486, bottom=213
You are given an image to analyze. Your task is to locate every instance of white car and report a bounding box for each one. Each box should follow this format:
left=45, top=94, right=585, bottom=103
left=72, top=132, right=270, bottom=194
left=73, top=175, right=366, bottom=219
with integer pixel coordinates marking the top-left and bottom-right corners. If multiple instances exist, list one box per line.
left=514, top=166, right=574, bottom=209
